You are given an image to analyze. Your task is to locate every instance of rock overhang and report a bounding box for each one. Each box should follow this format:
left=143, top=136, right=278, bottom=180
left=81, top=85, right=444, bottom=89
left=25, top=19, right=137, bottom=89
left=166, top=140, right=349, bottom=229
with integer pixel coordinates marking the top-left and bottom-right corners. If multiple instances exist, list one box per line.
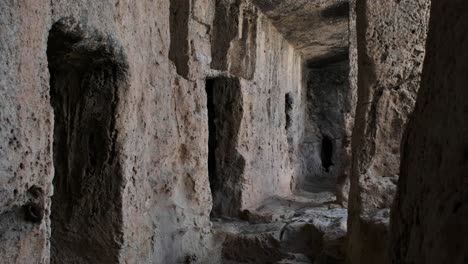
left=252, top=0, right=350, bottom=62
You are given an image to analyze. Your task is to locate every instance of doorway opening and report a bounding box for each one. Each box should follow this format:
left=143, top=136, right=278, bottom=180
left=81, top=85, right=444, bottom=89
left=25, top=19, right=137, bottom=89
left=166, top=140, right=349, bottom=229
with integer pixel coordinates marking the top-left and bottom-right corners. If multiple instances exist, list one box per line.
left=205, top=77, right=245, bottom=217
left=48, top=18, right=127, bottom=263
left=321, top=135, right=334, bottom=172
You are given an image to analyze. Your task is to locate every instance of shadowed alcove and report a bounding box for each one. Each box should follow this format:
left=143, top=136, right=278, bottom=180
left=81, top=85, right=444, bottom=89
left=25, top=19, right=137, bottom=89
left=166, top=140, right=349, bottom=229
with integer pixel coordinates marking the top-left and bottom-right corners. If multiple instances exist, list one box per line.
left=47, top=18, right=128, bottom=263
left=206, top=77, right=245, bottom=218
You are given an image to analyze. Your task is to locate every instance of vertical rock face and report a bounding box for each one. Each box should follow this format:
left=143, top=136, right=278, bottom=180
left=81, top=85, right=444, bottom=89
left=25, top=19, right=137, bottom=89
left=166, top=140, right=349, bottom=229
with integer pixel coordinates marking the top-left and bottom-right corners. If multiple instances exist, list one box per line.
left=0, top=0, right=51, bottom=262
left=391, top=2, right=468, bottom=264
left=211, top=0, right=258, bottom=79
left=348, top=0, right=430, bottom=263
left=209, top=0, right=304, bottom=213
left=235, top=17, right=303, bottom=212
left=335, top=0, right=358, bottom=206
left=0, top=0, right=304, bottom=263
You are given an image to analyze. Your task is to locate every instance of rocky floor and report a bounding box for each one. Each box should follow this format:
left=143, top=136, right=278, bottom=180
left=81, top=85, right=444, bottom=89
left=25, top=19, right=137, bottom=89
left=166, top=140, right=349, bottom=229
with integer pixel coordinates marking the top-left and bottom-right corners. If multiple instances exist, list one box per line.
left=212, top=178, right=347, bottom=264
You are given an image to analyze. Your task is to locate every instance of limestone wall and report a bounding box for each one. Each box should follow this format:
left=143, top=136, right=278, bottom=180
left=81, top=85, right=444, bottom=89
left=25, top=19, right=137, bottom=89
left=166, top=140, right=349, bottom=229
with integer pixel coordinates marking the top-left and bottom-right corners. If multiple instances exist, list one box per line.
left=347, top=0, right=431, bottom=263
left=390, top=2, right=468, bottom=263
left=235, top=13, right=304, bottom=212
left=0, top=0, right=304, bottom=263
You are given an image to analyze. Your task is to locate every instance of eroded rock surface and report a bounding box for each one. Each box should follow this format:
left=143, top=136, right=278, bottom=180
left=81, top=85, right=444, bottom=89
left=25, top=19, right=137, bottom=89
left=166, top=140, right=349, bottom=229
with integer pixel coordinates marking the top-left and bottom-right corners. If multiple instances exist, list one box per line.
left=2, top=0, right=457, bottom=263
left=347, top=0, right=431, bottom=263
left=0, top=0, right=304, bottom=262
left=390, top=2, right=468, bottom=263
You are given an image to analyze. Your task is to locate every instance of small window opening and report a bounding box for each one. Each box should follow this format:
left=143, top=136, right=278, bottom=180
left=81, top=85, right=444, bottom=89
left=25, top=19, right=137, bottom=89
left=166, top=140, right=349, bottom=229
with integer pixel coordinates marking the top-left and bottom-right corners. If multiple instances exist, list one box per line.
left=321, top=135, right=334, bottom=172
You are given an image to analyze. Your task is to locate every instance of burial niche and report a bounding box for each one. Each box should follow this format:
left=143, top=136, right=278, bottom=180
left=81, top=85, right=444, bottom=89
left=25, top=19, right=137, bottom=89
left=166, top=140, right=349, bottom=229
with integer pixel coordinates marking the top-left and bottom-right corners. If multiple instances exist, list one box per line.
left=47, top=18, right=127, bottom=263
left=206, top=77, right=245, bottom=218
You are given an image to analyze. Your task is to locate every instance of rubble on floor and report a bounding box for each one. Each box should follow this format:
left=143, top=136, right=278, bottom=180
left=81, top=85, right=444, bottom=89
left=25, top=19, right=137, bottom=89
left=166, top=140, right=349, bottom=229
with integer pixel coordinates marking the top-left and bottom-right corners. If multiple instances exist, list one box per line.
left=213, top=181, right=348, bottom=264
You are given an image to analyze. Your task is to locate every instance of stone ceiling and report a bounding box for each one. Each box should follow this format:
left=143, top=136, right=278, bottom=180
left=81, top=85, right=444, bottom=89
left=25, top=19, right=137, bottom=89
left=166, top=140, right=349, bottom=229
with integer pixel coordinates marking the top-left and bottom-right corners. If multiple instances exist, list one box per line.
left=252, top=0, right=349, bottom=63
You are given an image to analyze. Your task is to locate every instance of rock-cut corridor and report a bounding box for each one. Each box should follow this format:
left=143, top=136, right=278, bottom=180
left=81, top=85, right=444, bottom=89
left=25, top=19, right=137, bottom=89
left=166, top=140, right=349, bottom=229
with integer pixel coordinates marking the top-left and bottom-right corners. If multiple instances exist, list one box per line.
left=0, top=0, right=467, bottom=264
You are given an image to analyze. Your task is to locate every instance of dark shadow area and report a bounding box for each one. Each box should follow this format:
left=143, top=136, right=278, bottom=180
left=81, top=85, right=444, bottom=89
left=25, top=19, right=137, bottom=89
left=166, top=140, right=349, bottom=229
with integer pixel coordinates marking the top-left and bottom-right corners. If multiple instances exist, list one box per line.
left=321, top=1, right=350, bottom=19
left=48, top=18, right=127, bottom=264
left=251, top=0, right=283, bottom=13
left=206, top=79, right=218, bottom=201
left=321, top=135, right=334, bottom=172
left=307, top=49, right=349, bottom=69
left=206, top=77, right=245, bottom=218
left=169, top=0, right=190, bottom=78
left=285, top=93, right=293, bottom=131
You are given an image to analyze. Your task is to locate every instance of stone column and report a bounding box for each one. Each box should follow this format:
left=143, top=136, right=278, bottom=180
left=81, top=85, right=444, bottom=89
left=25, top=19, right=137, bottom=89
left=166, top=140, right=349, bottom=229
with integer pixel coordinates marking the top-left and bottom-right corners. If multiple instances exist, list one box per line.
left=390, top=2, right=468, bottom=264
left=336, top=0, right=358, bottom=206
left=347, top=0, right=430, bottom=263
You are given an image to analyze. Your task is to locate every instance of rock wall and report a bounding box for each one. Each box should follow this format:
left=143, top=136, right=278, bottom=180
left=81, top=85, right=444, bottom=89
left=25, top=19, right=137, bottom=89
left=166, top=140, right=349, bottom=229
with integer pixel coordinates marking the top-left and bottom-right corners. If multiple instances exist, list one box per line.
left=0, top=1, right=52, bottom=263
left=202, top=0, right=304, bottom=216
left=390, top=2, right=468, bottom=264
left=347, top=0, right=431, bottom=263
left=211, top=0, right=258, bottom=80
left=232, top=11, right=304, bottom=212
left=0, top=0, right=304, bottom=263
left=300, top=60, right=352, bottom=193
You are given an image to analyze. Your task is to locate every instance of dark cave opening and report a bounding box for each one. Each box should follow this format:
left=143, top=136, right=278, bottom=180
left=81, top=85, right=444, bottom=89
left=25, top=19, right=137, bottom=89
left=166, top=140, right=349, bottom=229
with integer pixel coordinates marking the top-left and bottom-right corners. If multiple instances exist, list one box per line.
left=285, top=93, right=293, bottom=131
left=321, top=1, right=350, bottom=19
left=206, top=78, right=218, bottom=204
left=47, top=19, right=126, bottom=263
left=321, top=135, right=334, bottom=172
